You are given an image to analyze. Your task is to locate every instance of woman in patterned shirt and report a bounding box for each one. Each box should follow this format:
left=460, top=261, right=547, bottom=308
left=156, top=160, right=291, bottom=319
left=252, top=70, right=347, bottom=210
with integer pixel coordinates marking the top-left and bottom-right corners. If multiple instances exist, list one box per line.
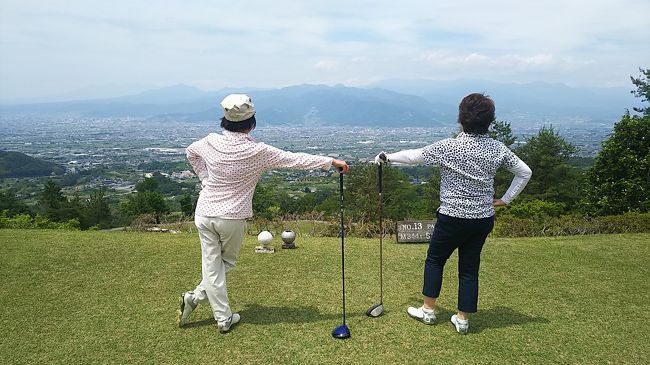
left=177, top=94, right=349, bottom=333
left=375, top=93, right=532, bottom=334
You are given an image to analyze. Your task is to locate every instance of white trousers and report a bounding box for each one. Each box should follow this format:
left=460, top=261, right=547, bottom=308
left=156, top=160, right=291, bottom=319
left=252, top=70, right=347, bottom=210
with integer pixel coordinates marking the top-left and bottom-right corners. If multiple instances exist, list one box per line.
left=191, top=215, right=246, bottom=323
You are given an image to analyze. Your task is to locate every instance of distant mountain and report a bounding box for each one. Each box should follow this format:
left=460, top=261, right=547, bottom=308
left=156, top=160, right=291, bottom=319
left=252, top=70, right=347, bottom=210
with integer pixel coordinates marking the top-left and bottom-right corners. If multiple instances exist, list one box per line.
left=0, top=151, right=65, bottom=178
left=370, top=79, right=636, bottom=125
left=0, top=84, right=271, bottom=120
left=175, top=85, right=454, bottom=127
left=110, top=84, right=215, bottom=104
left=0, top=80, right=637, bottom=126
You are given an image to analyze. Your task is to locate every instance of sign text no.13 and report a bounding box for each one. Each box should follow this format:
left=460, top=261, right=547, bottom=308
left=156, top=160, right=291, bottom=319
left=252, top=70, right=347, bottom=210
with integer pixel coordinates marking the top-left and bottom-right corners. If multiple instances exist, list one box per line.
left=396, top=220, right=436, bottom=243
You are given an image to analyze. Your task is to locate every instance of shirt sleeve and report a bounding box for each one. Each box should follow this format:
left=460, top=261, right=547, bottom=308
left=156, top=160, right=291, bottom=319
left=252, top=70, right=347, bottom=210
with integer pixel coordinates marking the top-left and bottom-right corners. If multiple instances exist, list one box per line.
left=260, top=143, right=333, bottom=170
left=385, top=149, right=425, bottom=165
left=501, top=147, right=520, bottom=169
left=421, top=140, right=446, bottom=166
left=186, top=139, right=209, bottom=181
left=500, top=157, right=532, bottom=204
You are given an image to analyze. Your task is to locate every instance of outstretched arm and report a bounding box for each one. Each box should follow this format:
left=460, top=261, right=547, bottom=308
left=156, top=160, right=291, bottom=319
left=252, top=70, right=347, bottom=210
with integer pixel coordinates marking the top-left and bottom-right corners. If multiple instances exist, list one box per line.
left=376, top=148, right=425, bottom=165
left=261, top=143, right=348, bottom=173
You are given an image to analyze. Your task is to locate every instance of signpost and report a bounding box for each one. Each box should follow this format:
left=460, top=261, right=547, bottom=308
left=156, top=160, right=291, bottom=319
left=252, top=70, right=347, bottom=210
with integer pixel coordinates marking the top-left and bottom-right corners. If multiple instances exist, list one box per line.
left=396, top=220, right=436, bottom=243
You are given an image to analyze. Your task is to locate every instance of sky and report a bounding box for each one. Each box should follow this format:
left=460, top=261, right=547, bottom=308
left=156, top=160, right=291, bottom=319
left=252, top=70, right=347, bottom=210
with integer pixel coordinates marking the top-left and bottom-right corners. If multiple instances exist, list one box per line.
left=1, top=0, right=649, bottom=101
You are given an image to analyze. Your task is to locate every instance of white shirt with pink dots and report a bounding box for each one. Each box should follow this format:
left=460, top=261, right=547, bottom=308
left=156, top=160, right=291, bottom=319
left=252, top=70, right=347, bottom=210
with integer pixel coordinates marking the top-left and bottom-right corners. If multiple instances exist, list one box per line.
left=186, top=130, right=333, bottom=219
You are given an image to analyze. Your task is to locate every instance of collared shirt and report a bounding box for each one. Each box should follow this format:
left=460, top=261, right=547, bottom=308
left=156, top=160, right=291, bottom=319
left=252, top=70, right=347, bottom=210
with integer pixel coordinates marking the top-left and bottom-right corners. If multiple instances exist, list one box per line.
left=186, top=130, right=333, bottom=219
left=386, top=132, right=532, bottom=219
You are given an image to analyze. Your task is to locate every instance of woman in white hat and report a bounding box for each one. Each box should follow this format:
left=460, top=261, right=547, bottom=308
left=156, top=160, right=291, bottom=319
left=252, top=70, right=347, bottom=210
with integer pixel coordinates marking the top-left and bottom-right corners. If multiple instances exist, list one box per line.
left=177, top=94, right=349, bottom=332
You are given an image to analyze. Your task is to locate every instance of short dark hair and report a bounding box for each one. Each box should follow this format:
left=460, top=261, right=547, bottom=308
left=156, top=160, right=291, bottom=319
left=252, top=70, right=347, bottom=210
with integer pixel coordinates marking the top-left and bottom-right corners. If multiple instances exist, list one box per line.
left=458, top=93, right=495, bottom=134
left=220, top=115, right=256, bottom=133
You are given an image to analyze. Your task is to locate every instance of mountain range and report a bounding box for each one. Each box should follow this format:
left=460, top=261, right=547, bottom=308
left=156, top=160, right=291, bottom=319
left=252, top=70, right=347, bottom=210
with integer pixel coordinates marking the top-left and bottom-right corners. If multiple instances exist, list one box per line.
left=0, top=80, right=639, bottom=127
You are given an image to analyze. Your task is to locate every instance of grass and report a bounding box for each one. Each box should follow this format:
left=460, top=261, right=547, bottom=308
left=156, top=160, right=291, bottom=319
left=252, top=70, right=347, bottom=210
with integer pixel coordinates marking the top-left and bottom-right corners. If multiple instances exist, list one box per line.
left=0, top=229, right=648, bottom=364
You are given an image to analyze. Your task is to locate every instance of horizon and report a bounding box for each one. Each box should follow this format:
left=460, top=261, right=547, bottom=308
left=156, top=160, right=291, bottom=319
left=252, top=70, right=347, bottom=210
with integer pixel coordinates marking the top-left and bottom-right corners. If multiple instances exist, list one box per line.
left=1, top=1, right=648, bottom=102
left=0, top=78, right=638, bottom=106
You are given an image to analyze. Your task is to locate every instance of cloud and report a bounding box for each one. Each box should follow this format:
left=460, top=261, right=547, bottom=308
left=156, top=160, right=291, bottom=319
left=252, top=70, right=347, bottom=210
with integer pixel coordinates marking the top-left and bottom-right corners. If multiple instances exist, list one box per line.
left=0, top=0, right=648, bottom=99
left=416, top=52, right=587, bottom=70
left=314, top=60, right=340, bottom=71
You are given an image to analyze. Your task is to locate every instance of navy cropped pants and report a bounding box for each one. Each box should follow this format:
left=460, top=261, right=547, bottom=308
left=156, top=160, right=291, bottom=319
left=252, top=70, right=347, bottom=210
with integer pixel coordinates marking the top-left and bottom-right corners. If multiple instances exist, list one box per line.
left=422, top=212, right=494, bottom=313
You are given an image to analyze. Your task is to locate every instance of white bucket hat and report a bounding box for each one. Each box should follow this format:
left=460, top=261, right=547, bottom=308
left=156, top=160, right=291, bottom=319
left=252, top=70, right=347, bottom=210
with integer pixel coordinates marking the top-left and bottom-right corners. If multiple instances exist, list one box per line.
left=220, top=94, right=255, bottom=122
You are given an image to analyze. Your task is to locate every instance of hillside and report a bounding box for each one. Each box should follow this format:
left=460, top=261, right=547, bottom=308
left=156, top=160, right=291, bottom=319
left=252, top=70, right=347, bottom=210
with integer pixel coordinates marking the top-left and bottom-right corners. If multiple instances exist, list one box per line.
left=1, top=230, right=647, bottom=364
left=0, top=150, right=65, bottom=178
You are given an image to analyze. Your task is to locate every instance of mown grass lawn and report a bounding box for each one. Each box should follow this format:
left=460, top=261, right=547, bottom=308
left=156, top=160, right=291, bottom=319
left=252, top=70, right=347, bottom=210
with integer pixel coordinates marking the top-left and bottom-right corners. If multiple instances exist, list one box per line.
left=1, top=230, right=648, bottom=364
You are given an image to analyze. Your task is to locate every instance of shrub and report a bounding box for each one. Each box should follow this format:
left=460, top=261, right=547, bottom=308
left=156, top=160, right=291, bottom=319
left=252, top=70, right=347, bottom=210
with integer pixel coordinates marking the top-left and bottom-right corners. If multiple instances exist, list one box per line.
left=498, top=199, right=566, bottom=219
left=493, top=212, right=650, bottom=237
left=1, top=213, right=33, bottom=229
left=0, top=210, right=80, bottom=230
left=320, top=217, right=397, bottom=238
left=61, top=218, right=81, bottom=231
left=33, top=214, right=55, bottom=229
left=128, top=214, right=158, bottom=231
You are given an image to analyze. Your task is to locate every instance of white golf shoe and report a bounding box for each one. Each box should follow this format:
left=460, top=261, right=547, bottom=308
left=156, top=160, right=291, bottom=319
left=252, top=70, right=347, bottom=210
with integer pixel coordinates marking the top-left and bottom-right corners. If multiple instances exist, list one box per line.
left=407, top=306, right=436, bottom=324
left=218, top=313, right=241, bottom=333
left=451, top=314, right=469, bottom=334
left=177, top=292, right=197, bottom=327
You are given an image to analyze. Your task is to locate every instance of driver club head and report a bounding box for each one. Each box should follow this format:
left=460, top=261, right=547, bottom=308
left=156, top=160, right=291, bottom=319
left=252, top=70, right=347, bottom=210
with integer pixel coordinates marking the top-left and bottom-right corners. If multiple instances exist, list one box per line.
left=366, top=303, right=384, bottom=317
left=331, top=324, right=351, bottom=339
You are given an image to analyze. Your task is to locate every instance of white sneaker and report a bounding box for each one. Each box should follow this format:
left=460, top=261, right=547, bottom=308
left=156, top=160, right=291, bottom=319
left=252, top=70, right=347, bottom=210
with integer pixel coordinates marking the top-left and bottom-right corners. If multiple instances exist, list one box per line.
left=451, top=314, right=469, bottom=334
left=176, top=292, right=197, bottom=327
left=407, top=306, right=436, bottom=324
left=218, top=313, right=241, bottom=333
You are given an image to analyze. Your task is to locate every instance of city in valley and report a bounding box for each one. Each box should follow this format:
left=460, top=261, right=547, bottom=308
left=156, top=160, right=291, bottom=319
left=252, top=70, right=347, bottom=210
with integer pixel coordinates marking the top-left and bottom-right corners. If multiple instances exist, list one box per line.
left=0, top=115, right=613, bottom=205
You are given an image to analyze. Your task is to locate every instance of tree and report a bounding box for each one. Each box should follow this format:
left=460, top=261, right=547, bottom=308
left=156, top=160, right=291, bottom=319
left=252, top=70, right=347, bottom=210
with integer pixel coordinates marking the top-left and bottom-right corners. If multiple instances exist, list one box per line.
left=585, top=82, right=650, bottom=215
left=407, top=169, right=441, bottom=219
left=515, top=126, right=582, bottom=208
left=630, top=67, right=650, bottom=115
left=344, top=163, right=419, bottom=222
left=0, top=190, right=31, bottom=217
left=489, top=120, right=516, bottom=147
left=179, top=193, right=194, bottom=217
left=38, top=180, right=81, bottom=221
left=136, top=177, right=159, bottom=192
left=252, top=182, right=276, bottom=219
left=123, top=191, right=168, bottom=223
left=82, top=187, right=112, bottom=229
left=584, top=68, right=650, bottom=215
left=124, top=178, right=168, bottom=224
left=296, top=192, right=317, bottom=213
left=40, top=180, right=66, bottom=210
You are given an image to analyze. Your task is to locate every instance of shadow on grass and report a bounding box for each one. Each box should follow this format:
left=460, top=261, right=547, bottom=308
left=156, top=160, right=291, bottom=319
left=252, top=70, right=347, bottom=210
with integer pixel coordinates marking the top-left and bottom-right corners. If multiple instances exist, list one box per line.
left=240, top=304, right=361, bottom=325
left=472, top=306, right=549, bottom=333
left=181, top=318, right=217, bottom=329
left=181, top=304, right=360, bottom=328
left=432, top=305, right=549, bottom=334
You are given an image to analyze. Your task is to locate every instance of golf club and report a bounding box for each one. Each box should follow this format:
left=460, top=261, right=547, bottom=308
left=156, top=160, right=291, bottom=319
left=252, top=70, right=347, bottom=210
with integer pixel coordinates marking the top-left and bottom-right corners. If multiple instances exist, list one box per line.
left=367, top=162, right=384, bottom=317
left=332, top=168, right=351, bottom=339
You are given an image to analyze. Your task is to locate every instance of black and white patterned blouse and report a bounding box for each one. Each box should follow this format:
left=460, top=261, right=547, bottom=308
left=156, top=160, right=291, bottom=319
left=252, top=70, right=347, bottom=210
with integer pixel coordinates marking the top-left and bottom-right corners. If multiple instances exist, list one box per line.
left=383, top=132, right=532, bottom=219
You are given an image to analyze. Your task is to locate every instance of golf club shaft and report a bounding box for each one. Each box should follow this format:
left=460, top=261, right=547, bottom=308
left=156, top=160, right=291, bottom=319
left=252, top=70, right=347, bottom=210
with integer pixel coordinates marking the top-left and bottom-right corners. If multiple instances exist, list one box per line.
left=378, top=164, right=383, bottom=304
left=339, top=170, right=346, bottom=324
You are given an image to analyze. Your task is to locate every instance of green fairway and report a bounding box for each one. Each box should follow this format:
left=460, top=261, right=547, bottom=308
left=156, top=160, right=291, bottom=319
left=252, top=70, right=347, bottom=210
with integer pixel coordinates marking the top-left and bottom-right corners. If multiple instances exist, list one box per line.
left=1, top=230, right=648, bottom=364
